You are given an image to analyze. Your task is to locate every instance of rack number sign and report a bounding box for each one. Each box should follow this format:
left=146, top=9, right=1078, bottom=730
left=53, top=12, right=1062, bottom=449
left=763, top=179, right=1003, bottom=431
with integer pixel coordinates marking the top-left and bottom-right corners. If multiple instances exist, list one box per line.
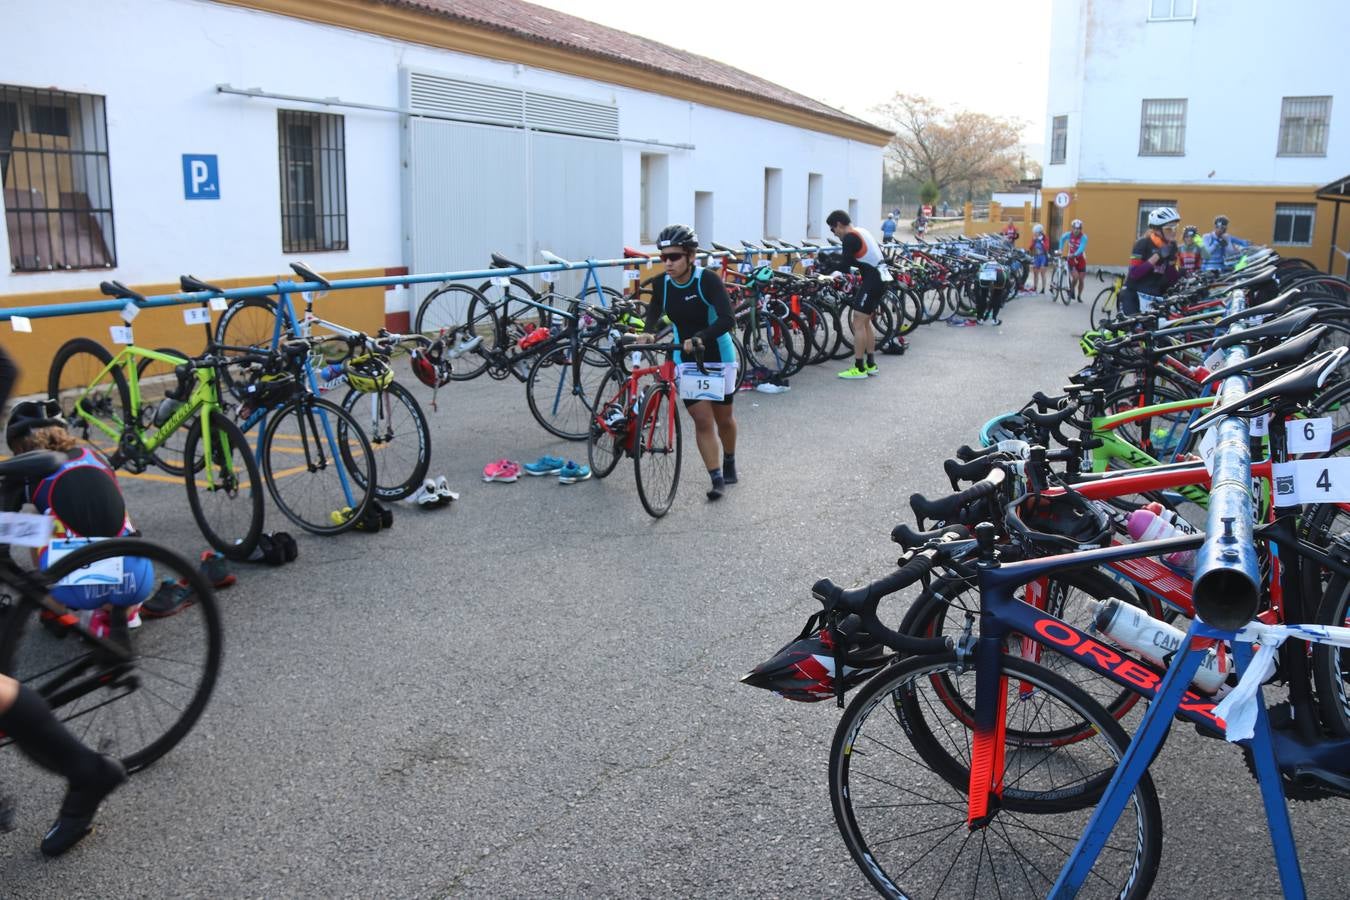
left=1273, top=458, right=1350, bottom=506
left=1287, top=417, right=1331, bottom=454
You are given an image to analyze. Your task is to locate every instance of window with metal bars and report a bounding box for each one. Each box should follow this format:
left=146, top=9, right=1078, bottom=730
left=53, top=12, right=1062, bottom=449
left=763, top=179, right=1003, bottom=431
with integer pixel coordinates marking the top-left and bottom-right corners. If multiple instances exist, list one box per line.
left=1139, top=99, right=1186, bottom=156
left=1, top=84, right=116, bottom=272
left=278, top=110, right=348, bottom=252
left=1277, top=97, right=1331, bottom=157
left=1050, top=116, right=1067, bottom=165
left=1273, top=203, right=1315, bottom=246
left=1136, top=199, right=1178, bottom=238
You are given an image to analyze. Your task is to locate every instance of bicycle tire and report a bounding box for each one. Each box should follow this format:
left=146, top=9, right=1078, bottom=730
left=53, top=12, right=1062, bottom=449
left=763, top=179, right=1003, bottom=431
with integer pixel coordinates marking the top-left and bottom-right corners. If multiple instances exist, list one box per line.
left=0, top=538, right=223, bottom=773
left=526, top=343, right=616, bottom=441
left=741, top=313, right=798, bottom=379
left=830, top=651, right=1162, bottom=900
left=634, top=382, right=681, bottom=518
left=587, top=367, right=631, bottom=480
left=1091, top=286, right=1118, bottom=327
left=215, top=296, right=286, bottom=400
left=47, top=337, right=129, bottom=461
left=778, top=312, right=811, bottom=378
left=261, top=395, right=375, bottom=535
left=895, top=289, right=922, bottom=336
left=183, top=411, right=264, bottom=559
left=920, top=285, right=947, bottom=322
left=339, top=381, right=431, bottom=501
left=415, top=283, right=498, bottom=381
left=478, top=277, right=546, bottom=331
left=135, top=347, right=192, bottom=476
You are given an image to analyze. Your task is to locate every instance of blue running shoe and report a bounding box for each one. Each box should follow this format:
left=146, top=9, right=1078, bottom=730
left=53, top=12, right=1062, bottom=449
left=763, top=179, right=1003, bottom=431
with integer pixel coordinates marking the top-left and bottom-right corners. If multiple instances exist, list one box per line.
left=523, top=455, right=566, bottom=476
left=558, top=461, right=591, bottom=484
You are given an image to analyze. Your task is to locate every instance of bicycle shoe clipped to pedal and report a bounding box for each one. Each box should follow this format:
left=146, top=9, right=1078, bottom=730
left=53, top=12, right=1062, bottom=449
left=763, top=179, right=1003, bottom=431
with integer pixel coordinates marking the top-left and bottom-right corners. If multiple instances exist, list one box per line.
left=243, top=531, right=299, bottom=566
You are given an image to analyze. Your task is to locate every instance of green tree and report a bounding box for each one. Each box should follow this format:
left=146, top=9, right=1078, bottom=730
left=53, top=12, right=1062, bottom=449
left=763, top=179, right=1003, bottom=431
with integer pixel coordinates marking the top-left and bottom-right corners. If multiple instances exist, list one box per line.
left=919, top=180, right=940, bottom=207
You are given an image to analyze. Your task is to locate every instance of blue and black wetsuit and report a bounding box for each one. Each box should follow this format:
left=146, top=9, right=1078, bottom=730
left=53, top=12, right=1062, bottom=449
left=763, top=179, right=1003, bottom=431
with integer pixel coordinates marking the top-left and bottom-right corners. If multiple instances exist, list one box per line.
left=644, top=266, right=737, bottom=404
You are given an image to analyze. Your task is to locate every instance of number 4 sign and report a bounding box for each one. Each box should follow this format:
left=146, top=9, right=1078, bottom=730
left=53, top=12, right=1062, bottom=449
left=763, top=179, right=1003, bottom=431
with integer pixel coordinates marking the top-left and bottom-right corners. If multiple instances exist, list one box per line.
left=1272, top=458, right=1350, bottom=506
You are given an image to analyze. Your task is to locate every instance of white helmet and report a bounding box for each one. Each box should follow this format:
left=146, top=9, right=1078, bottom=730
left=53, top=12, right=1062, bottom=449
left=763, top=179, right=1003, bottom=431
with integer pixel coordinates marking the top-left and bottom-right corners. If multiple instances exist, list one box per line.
left=1071, top=219, right=1083, bottom=229
left=1147, top=207, right=1180, bottom=228
left=1032, top=223, right=1044, bottom=234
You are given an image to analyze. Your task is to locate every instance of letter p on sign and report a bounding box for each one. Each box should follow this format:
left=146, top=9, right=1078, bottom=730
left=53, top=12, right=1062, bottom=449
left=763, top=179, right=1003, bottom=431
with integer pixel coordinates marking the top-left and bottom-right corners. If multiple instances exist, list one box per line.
left=182, top=154, right=220, bottom=200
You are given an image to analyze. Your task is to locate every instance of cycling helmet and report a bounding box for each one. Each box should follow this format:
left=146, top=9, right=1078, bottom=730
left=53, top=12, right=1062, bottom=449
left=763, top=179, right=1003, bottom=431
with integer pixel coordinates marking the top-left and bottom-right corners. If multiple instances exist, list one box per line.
left=1214, top=215, right=1230, bottom=228
left=1032, top=223, right=1044, bottom=234
left=741, top=619, right=889, bottom=702
left=410, top=342, right=452, bottom=388
left=1147, top=207, right=1180, bottom=228
left=6, top=399, right=66, bottom=451
left=655, top=224, right=699, bottom=251
left=1183, top=225, right=1199, bottom=239
left=344, top=354, right=394, bottom=393
left=1071, top=219, right=1083, bottom=228
left=1009, top=490, right=1111, bottom=552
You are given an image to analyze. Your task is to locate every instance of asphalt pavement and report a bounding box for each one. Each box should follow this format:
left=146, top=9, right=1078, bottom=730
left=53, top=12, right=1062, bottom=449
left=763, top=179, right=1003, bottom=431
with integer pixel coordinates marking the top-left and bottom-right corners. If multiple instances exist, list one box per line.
left=3, top=291, right=1346, bottom=898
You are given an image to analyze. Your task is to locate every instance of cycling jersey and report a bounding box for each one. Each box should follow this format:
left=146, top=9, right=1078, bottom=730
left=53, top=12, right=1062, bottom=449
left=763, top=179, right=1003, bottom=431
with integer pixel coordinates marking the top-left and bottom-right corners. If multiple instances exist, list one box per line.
left=838, top=227, right=885, bottom=314
left=1058, top=231, right=1087, bottom=259
left=1029, top=234, right=1050, bottom=265
left=644, top=266, right=735, bottom=364
left=1126, top=234, right=1178, bottom=296
left=1202, top=231, right=1250, bottom=271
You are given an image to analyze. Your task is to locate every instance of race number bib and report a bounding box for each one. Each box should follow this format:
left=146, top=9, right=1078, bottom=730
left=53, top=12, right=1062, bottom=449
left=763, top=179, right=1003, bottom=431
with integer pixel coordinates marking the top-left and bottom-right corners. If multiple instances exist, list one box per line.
left=678, top=363, right=726, bottom=401
left=47, top=537, right=123, bottom=587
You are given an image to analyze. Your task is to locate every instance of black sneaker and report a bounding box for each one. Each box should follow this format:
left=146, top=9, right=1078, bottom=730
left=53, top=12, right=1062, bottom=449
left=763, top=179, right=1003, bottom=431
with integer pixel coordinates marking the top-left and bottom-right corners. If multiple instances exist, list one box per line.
left=141, top=579, right=195, bottom=619
left=40, top=755, right=127, bottom=857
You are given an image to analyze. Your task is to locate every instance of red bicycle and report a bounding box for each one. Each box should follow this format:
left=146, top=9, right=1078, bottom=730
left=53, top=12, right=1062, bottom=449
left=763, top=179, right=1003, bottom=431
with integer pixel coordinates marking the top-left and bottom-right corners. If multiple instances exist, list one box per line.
left=588, top=337, right=707, bottom=518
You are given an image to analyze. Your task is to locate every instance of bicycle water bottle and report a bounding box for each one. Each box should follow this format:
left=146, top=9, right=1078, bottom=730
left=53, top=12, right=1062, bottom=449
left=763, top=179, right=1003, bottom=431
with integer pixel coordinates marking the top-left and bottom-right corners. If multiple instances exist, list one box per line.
left=318, top=362, right=345, bottom=381
left=1125, top=506, right=1197, bottom=572
left=1093, top=598, right=1228, bottom=694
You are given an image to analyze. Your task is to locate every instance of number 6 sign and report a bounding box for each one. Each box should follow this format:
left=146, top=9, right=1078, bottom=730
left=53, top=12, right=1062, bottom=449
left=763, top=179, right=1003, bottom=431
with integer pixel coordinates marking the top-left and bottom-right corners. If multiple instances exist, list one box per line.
left=1287, top=417, right=1331, bottom=454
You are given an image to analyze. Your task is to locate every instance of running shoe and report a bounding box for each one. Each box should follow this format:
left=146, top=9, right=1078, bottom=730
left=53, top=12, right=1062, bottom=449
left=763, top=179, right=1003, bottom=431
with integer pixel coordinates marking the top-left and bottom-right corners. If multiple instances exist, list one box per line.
left=434, top=476, right=459, bottom=503
left=865, top=363, right=879, bottom=376
left=141, top=580, right=194, bottom=619
left=558, top=461, right=591, bottom=484
left=483, top=460, right=521, bottom=482
left=88, top=605, right=142, bottom=639
left=523, top=455, right=566, bottom=476
left=199, top=551, right=236, bottom=589
left=409, top=479, right=441, bottom=507
left=837, top=367, right=868, bottom=380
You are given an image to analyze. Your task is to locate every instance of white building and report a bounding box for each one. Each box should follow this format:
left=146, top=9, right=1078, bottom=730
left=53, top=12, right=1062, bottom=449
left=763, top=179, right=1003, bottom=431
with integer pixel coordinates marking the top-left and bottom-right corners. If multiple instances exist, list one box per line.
left=0, top=0, right=886, bottom=383
left=1039, top=0, right=1346, bottom=266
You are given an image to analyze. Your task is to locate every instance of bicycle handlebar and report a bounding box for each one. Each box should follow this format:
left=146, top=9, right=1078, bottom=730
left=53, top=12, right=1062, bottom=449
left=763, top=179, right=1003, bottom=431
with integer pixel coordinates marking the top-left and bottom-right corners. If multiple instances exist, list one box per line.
left=909, top=468, right=1007, bottom=528
left=810, top=549, right=957, bottom=655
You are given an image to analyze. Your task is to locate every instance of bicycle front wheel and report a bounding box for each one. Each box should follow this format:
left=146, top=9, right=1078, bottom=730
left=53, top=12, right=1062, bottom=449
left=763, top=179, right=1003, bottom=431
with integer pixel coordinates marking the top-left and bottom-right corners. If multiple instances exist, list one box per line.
left=830, top=652, right=1162, bottom=900
left=0, top=538, right=223, bottom=773
left=339, top=382, right=431, bottom=501
left=1091, top=286, right=1117, bottom=327
left=183, top=411, right=264, bottom=559
left=262, top=396, right=376, bottom=534
left=526, top=343, right=615, bottom=441
left=634, top=382, right=681, bottom=518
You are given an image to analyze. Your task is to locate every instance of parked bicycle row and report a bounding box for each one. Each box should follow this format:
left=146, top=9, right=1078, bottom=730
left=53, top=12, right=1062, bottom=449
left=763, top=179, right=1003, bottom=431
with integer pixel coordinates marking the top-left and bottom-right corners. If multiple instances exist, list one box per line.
left=743, top=247, right=1350, bottom=896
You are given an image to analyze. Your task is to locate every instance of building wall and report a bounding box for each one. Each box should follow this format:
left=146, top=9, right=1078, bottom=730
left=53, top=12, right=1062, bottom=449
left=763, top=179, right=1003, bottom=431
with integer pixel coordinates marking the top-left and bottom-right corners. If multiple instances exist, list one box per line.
left=1, top=0, right=881, bottom=299
left=1041, top=0, right=1346, bottom=267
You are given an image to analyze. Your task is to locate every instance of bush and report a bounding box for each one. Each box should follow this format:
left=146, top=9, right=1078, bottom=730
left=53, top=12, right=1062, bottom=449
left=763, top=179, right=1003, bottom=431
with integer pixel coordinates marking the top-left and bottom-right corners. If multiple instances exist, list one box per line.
left=919, top=181, right=940, bottom=207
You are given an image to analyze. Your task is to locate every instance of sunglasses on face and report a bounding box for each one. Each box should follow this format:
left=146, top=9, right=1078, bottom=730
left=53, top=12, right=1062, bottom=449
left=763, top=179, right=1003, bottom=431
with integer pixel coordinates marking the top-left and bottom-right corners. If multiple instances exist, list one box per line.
left=660, top=252, right=686, bottom=263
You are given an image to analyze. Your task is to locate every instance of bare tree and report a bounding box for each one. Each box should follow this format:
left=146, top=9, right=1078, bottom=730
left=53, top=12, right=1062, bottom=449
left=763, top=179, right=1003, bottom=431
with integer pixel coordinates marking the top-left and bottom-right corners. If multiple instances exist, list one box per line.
left=873, top=94, right=1025, bottom=200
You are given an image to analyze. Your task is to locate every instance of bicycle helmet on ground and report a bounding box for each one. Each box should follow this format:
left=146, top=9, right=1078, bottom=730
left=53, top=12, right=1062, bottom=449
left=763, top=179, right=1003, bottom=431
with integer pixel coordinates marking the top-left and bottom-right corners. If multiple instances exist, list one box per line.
left=656, top=224, right=699, bottom=251
left=1147, top=207, right=1180, bottom=228
left=741, top=617, right=889, bottom=702
left=345, top=354, right=394, bottom=393
left=6, top=399, right=66, bottom=451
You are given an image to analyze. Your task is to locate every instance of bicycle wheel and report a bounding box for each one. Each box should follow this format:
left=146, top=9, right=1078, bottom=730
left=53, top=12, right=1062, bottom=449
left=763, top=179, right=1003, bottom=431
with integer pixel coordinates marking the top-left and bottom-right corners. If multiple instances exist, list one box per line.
left=920, top=286, right=947, bottom=322
left=0, top=538, right=223, bottom=773
left=899, top=568, right=1161, bottom=735
left=587, top=367, right=632, bottom=480
left=183, top=411, right=264, bottom=560
left=135, top=348, right=191, bottom=476
left=339, top=381, right=430, bottom=501
left=215, top=296, right=285, bottom=400
left=526, top=343, right=615, bottom=441
left=1090, top=287, right=1118, bottom=327
left=47, top=337, right=129, bottom=460
left=479, top=277, right=546, bottom=331
left=895, top=289, right=922, bottom=336
left=830, top=652, right=1161, bottom=900
left=261, top=395, right=375, bottom=534
left=778, top=313, right=812, bottom=378
left=414, top=283, right=498, bottom=381
left=634, top=382, right=681, bottom=518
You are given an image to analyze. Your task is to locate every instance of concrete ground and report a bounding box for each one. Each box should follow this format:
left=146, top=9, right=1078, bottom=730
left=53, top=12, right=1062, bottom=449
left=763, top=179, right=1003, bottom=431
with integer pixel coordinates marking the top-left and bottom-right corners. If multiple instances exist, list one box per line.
left=3, top=292, right=1346, bottom=898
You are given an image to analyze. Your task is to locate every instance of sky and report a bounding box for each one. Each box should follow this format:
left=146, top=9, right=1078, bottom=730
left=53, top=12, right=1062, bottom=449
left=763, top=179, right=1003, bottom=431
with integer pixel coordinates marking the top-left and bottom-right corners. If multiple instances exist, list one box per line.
left=527, top=0, right=1053, bottom=151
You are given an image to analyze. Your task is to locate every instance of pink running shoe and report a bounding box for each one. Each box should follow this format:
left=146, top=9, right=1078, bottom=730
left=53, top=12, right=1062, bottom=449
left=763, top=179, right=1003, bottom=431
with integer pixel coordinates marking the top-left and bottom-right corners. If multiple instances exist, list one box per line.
left=482, top=459, right=521, bottom=483
left=88, top=605, right=143, bottom=639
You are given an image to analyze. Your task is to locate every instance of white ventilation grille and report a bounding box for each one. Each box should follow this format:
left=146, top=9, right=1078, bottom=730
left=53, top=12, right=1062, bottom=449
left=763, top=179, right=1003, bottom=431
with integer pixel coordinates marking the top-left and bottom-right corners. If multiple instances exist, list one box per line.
left=405, top=70, right=617, bottom=138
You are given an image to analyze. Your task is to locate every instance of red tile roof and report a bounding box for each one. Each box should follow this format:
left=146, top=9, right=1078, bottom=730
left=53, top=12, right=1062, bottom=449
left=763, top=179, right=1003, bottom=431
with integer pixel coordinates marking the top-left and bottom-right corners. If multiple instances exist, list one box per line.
left=381, top=0, right=888, bottom=138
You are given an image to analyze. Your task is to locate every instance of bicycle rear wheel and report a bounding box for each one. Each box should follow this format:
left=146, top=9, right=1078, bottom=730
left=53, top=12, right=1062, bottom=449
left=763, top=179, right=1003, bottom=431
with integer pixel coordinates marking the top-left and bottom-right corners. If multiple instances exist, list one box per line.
left=526, top=343, right=616, bottom=441
left=0, top=538, right=222, bottom=773
left=47, top=337, right=128, bottom=461
left=136, top=348, right=191, bottom=476
left=261, top=396, right=375, bottom=534
left=214, top=296, right=286, bottom=400
left=340, top=382, right=430, bottom=501
left=183, top=411, right=264, bottom=560
left=830, top=652, right=1161, bottom=900
left=634, top=382, right=681, bottom=518
left=1091, top=287, right=1117, bottom=327
left=587, top=367, right=633, bottom=479
left=414, top=283, right=498, bottom=381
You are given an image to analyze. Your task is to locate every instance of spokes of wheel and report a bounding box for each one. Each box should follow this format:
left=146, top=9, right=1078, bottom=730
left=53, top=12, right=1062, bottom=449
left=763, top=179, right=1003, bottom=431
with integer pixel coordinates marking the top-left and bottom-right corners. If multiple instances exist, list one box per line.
left=829, top=653, right=1162, bottom=900
left=414, top=283, right=499, bottom=381
left=634, top=383, right=681, bottom=517
left=340, top=382, right=431, bottom=501
left=527, top=344, right=616, bottom=441
left=47, top=338, right=127, bottom=460
left=261, top=396, right=376, bottom=534
left=183, top=412, right=263, bottom=560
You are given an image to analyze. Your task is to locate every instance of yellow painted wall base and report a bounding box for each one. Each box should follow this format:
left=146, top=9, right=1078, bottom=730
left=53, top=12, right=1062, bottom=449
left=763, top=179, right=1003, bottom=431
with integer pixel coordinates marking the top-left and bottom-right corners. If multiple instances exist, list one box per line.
left=1032, top=183, right=1334, bottom=269
left=1, top=269, right=387, bottom=396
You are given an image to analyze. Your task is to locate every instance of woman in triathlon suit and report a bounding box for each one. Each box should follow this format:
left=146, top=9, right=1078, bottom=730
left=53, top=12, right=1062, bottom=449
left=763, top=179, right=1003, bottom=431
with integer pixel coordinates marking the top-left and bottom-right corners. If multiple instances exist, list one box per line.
left=0, top=349, right=127, bottom=857
left=638, top=224, right=739, bottom=501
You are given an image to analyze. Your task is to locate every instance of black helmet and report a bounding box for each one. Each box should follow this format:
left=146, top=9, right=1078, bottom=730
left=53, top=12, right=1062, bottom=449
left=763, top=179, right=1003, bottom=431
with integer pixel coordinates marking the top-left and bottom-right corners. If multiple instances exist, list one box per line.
left=6, top=399, right=66, bottom=451
left=656, top=224, right=698, bottom=251
left=741, top=617, right=888, bottom=702
left=1214, top=215, right=1229, bottom=228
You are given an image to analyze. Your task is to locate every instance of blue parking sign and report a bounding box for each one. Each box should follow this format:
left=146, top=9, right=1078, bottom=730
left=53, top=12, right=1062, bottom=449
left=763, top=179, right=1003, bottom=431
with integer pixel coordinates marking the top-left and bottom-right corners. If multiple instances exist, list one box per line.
left=182, top=154, right=220, bottom=200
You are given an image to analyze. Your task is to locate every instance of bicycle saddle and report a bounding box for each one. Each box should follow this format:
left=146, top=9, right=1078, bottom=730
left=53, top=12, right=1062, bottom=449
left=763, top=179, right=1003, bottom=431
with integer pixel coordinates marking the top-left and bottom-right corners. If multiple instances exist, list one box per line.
left=1209, top=306, right=1316, bottom=349
left=1193, top=346, right=1348, bottom=430
left=0, top=450, right=65, bottom=482
left=622, top=247, right=649, bottom=260
left=490, top=253, right=525, bottom=270
left=99, top=280, right=146, bottom=303
left=1206, top=325, right=1326, bottom=384
left=289, top=261, right=331, bottom=289
left=711, top=241, right=737, bottom=254
left=1213, top=288, right=1300, bottom=328
left=180, top=274, right=225, bottom=295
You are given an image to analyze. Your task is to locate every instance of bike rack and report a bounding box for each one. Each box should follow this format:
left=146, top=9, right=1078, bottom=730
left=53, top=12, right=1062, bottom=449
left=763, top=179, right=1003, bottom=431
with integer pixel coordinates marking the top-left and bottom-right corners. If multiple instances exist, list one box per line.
left=1050, top=288, right=1307, bottom=899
